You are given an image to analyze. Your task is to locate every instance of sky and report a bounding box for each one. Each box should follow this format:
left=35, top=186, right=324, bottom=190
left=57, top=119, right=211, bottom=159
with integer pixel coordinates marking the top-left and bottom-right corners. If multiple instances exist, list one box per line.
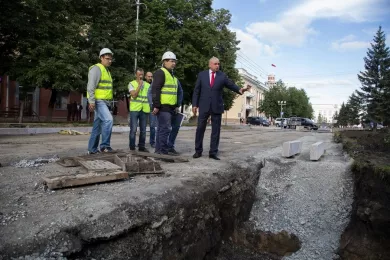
left=212, top=0, right=390, bottom=105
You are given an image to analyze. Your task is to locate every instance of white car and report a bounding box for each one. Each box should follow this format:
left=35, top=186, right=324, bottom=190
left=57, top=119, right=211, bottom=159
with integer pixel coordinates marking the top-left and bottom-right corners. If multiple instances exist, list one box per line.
left=275, top=118, right=286, bottom=127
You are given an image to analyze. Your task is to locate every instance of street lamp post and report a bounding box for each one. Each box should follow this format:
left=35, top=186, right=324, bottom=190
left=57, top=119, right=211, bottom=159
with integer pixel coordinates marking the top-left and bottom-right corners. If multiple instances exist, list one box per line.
left=134, top=0, right=147, bottom=73
left=278, top=100, right=286, bottom=129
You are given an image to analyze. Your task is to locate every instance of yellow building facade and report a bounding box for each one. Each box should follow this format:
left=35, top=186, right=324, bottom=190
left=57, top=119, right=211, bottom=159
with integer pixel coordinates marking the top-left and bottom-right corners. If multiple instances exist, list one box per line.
left=222, top=68, right=268, bottom=124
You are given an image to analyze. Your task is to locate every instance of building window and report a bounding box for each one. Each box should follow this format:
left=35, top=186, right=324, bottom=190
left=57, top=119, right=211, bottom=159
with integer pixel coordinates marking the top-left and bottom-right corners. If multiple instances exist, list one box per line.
left=55, top=91, right=69, bottom=110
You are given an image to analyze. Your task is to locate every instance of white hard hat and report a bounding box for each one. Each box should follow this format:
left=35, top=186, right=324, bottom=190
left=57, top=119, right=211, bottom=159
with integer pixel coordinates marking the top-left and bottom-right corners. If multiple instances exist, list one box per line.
left=99, top=48, right=113, bottom=57
left=161, top=51, right=177, bottom=61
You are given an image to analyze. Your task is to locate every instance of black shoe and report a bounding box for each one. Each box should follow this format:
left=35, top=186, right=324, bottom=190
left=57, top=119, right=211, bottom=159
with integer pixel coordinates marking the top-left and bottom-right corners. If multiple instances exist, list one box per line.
left=100, top=147, right=114, bottom=153
left=168, top=148, right=179, bottom=156
left=139, top=147, right=150, bottom=153
left=209, top=154, right=220, bottom=160
left=193, top=152, right=202, bottom=158
left=130, top=147, right=136, bottom=151
left=88, top=150, right=100, bottom=155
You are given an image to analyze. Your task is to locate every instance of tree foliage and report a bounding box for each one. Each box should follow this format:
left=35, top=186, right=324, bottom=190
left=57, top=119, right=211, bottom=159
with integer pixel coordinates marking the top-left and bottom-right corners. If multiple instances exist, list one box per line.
left=1, top=0, right=241, bottom=109
left=258, top=80, right=313, bottom=118
left=356, top=26, right=390, bottom=125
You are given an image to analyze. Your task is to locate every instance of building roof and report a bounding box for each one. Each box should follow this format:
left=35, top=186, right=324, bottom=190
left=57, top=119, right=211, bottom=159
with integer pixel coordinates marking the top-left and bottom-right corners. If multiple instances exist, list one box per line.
left=237, top=68, right=268, bottom=91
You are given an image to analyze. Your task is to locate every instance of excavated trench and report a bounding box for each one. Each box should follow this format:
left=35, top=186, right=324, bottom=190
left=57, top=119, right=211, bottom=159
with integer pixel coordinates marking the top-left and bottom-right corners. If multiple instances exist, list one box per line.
left=1, top=158, right=303, bottom=260
left=337, top=130, right=390, bottom=260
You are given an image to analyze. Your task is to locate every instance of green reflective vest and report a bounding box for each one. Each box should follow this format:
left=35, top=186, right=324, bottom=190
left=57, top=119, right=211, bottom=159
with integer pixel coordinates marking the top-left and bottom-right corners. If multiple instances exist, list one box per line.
left=161, top=67, right=178, bottom=105
left=129, top=80, right=151, bottom=112
left=87, top=63, right=113, bottom=100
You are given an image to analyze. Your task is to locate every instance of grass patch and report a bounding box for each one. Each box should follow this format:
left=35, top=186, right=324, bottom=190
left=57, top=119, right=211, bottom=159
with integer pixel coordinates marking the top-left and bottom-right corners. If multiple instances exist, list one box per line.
left=337, top=130, right=390, bottom=183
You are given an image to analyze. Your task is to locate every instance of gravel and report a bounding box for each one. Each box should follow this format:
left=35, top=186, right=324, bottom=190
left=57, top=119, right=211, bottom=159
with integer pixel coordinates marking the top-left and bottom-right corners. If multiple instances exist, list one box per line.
left=12, top=156, right=60, bottom=168
left=251, top=133, right=354, bottom=260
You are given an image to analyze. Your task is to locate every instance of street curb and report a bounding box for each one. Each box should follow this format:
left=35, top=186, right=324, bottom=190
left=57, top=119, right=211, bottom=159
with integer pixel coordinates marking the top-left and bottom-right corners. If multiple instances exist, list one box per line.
left=0, top=124, right=254, bottom=136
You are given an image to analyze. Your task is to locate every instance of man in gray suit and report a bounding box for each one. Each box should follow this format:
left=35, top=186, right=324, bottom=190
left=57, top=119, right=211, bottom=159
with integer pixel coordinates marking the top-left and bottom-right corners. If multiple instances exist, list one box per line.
left=192, top=57, right=250, bottom=160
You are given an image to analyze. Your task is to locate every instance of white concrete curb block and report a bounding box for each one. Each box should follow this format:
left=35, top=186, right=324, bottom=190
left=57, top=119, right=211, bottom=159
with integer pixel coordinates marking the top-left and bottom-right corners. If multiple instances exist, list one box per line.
left=282, top=140, right=302, bottom=158
left=310, top=141, right=325, bottom=161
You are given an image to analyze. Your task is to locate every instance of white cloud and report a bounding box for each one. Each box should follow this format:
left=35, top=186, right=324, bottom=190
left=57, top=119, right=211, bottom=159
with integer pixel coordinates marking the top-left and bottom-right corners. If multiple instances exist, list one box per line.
left=285, top=77, right=360, bottom=104
left=232, top=28, right=278, bottom=57
left=245, top=0, right=384, bottom=46
left=362, top=28, right=378, bottom=36
left=331, top=34, right=369, bottom=51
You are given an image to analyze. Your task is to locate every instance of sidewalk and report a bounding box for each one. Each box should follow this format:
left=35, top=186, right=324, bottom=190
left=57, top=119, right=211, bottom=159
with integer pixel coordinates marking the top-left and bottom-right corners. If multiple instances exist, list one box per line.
left=0, top=124, right=251, bottom=136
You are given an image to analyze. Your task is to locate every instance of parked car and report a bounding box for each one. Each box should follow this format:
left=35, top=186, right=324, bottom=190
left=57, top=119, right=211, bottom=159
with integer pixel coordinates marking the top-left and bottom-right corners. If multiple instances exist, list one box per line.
left=247, top=117, right=269, bottom=126
left=301, top=118, right=318, bottom=130
left=262, top=119, right=270, bottom=127
left=287, top=117, right=318, bottom=130
left=275, top=118, right=287, bottom=127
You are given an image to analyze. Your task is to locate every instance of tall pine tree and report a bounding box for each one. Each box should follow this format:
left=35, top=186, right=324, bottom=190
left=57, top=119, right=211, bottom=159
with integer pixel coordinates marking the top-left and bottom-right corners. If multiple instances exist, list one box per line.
left=356, top=26, right=390, bottom=126
left=346, top=91, right=361, bottom=125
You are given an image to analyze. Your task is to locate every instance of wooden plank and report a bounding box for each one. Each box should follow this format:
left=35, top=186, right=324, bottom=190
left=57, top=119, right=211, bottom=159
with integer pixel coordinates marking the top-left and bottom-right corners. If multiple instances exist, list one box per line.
left=78, top=160, right=121, bottom=173
left=130, top=151, right=189, bottom=162
left=114, top=155, right=126, bottom=172
left=42, top=171, right=129, bottom=190
left=57, top=152, right=129, bottom=167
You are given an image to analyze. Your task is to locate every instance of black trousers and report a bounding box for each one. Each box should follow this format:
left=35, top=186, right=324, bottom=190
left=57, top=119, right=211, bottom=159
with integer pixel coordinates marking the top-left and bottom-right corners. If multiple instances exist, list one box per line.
left=195, top=110, right=222, bottom=155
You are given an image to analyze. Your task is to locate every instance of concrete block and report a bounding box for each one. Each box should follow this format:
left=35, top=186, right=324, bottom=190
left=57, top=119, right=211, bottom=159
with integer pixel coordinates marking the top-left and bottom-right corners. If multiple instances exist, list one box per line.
left=295, top=126, right=304, bottom=131
left=310, top=142, right=325, bottom=161
left=282, top=140, right=302, bottom=157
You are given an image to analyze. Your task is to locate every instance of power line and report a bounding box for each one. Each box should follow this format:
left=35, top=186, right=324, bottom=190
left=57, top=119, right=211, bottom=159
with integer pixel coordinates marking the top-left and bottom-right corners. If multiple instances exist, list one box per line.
left=236, top=54, right=267, bottom=79
left=237, top=50, right=269, bottom=75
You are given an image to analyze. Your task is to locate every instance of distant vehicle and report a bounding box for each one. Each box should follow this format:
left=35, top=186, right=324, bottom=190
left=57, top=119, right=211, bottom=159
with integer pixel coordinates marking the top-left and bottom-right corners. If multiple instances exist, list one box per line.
left=247, top=116, right=270, bottom=126
left=287, top=117, right=318, bottom=130
left=275, top=118, right=287, bottom=127
left=377, top=124, right=384, bottom=129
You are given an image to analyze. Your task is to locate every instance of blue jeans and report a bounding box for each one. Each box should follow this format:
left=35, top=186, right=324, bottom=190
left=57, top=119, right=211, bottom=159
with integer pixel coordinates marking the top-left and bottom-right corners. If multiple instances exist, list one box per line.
left=129, top=111, right=148, bottom=149
left=156, top=111, right=173, bottom=154
left=168, top=112, right=181, bottom=149
left=88, top=100, right=113, bottom=153
left=149, top=113, right=157, bottom=146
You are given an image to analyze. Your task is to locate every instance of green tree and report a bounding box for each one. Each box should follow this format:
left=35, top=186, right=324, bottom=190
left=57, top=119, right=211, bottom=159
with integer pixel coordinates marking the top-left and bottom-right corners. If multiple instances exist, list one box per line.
left=346, top=92, right=361, bottom=125
left=7, top=0, right=92, bottom=121
left=333, top=111, right=339, bottom=126
left=356, top=26, right=390, bottom=126
left=317, top=113, right=324, bottom=124
left=259, top=80, right=313, bottom=118
left=258, top=80, right=288, bottom=118
left=337, top=102, right=349, bottom=127
left=3, top=0, right=241, bottom=120
left=138, top=1, right=241, bottom=108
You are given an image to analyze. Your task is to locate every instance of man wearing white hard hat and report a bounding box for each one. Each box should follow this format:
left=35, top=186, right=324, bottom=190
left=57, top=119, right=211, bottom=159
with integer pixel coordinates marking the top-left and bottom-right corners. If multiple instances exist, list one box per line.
left=151, top=51, right=181, bottom=155
left=86, top=48, right=115, bottom=154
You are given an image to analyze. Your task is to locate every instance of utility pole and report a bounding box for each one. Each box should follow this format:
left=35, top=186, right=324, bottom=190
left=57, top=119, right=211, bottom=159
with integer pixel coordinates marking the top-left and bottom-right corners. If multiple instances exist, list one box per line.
left=134, top=0, right=147, bottom=73
left=278, top=100, right=286, bottom=129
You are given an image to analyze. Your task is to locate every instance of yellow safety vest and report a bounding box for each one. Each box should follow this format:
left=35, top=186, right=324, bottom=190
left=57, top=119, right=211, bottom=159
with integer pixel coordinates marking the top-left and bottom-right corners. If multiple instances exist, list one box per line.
left=129, top=80, right=151, bottom=112
left=160, top=67, right=178, bottom=105
left=87, top=63, right=113, bottom=100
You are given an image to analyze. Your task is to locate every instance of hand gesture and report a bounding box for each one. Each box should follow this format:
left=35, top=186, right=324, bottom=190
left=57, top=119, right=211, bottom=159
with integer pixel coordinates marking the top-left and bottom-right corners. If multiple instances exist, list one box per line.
left=239, top=85, right=251, bottom=94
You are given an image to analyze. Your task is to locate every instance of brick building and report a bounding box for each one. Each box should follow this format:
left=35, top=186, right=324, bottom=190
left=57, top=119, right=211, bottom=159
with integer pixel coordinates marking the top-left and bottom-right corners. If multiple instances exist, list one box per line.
left=0, top=75, right=129, bottom=122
